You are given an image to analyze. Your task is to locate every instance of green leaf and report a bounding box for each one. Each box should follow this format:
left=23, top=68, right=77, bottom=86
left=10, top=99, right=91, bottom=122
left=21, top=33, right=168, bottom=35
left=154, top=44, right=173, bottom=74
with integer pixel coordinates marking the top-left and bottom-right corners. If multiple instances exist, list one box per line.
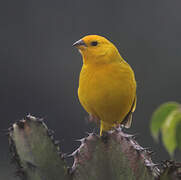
left=176, top=120, right=181, bottom=151
left=161, top=110, right=181, bottom=156
left=150, top=102, right=180, bottom=141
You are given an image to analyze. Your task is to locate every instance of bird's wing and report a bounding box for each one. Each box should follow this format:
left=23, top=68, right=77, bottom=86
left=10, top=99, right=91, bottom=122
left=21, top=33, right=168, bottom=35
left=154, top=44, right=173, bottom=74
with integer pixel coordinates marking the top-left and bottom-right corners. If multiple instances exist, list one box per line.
left=121, top=96, right=137, bottom=128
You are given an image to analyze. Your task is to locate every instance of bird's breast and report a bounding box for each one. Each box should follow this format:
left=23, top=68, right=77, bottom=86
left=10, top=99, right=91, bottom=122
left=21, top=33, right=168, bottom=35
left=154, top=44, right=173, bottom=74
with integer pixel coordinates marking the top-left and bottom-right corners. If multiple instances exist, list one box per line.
left=78, top=62, right=136, bottom=120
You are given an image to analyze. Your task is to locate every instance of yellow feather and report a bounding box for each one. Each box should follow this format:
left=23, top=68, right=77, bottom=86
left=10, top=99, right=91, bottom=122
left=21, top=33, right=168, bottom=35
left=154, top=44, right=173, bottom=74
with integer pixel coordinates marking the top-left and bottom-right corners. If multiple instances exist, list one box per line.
left=74, top=35, right=136, bottom=136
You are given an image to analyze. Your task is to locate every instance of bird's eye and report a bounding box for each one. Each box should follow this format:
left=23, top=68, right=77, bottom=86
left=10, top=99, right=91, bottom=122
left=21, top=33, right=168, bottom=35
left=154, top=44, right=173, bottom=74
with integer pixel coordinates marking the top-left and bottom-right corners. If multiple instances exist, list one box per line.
left=91, top=41, right=98, bottom=46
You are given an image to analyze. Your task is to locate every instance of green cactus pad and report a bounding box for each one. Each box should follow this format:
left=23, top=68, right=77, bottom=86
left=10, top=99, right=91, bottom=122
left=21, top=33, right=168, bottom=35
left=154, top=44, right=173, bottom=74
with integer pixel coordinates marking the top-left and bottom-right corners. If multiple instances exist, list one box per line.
left=9, top=115, right=70, bottom=180
left=8, top=115, right=181, bottom=180
left=72, top=130, right=159, bottom=180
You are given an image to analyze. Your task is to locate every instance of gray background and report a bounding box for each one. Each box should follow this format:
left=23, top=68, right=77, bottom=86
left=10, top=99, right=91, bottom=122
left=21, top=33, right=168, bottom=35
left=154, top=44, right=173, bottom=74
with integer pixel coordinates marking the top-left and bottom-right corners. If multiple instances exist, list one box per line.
left=1, top=0, right=181, bottom=179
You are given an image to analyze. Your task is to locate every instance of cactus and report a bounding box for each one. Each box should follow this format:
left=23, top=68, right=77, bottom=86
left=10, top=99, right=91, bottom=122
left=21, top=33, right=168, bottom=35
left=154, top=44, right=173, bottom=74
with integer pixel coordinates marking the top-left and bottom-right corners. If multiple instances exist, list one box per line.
left=8, top=115, right=181, bottom=180
left=9, top=115, right=70, bottom=180
left=159, top=161, right=181, bottom=180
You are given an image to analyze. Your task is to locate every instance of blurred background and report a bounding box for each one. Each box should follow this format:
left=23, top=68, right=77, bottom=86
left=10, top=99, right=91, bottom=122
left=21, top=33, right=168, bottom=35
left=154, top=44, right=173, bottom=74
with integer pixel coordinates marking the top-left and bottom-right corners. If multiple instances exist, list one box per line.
left=1, top=0, right=181, bottom=179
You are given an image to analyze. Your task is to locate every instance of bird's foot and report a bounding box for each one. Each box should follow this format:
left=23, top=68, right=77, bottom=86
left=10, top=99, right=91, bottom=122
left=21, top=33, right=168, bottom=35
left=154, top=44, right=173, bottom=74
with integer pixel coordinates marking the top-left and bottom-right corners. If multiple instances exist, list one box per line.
left=114, top=124, right=124, bottom=132
left=101, top=131, right=109, bottom=144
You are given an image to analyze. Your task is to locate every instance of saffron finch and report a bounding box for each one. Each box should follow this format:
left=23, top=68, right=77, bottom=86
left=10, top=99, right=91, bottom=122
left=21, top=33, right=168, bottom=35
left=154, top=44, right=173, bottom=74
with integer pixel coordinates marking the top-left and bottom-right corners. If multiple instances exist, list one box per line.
left=73, top=35, right=136, bottom=136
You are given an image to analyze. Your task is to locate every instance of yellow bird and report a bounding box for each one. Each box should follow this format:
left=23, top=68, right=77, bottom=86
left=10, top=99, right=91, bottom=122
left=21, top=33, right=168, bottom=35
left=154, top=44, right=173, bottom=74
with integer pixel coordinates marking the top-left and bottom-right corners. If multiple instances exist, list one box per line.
left=73, top=35, right=136, bottom=136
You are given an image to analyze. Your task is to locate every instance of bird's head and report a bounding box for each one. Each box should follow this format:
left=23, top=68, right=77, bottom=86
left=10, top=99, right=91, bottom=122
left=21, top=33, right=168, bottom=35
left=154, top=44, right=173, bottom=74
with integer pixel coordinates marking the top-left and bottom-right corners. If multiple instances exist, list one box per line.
left=73, top=35, right=122, bottom=65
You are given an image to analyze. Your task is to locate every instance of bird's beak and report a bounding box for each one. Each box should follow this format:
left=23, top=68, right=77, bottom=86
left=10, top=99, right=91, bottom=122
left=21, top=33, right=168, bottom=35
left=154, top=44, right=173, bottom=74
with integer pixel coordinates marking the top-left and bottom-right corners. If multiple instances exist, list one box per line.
left=72, top=39, right=87, bottom=48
